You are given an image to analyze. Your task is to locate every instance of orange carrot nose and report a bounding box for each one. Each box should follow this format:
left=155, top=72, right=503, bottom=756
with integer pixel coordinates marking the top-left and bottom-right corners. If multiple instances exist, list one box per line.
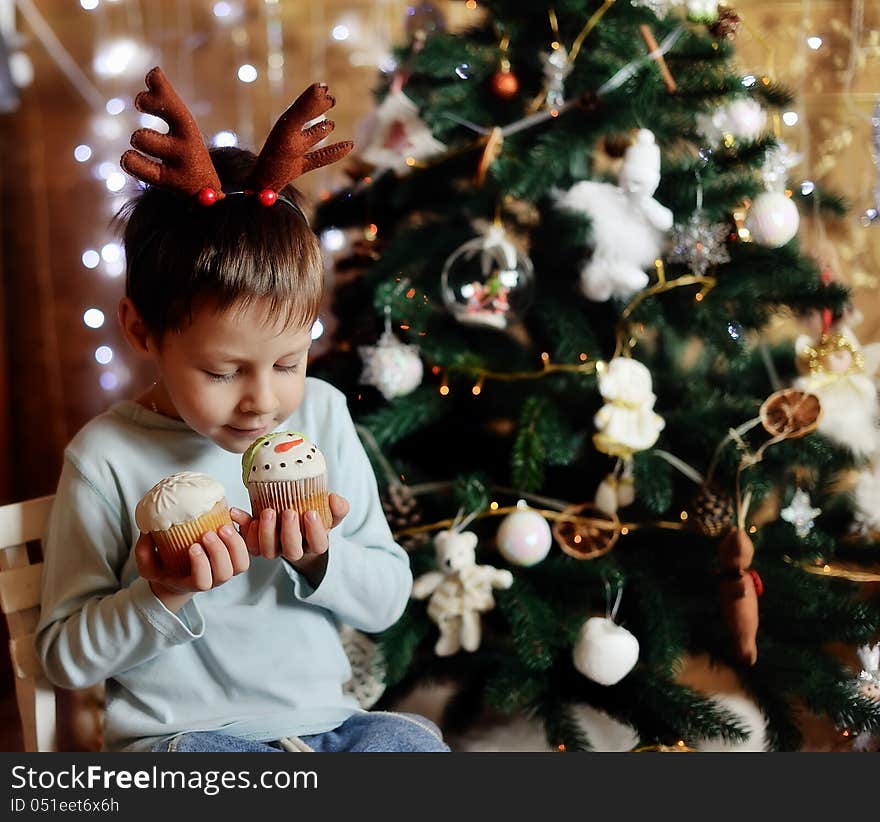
left=274, top=438, right=303, bottom=453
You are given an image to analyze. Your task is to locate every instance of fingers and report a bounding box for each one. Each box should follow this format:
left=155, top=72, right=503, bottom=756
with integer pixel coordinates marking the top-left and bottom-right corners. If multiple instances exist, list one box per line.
left=280, top=509, right=304, bottom=563
left=217, top=523, right=250, bottom=575
left=230, top=507, right=260, bottom=556
left=259, top=508, right=280, bottom=559
left=328, top=494, right=350, bottom=529
left=134, top=532, right=162, bottom=580
left=200, top=531, right=234, bottom=586
left=187, top=544, right=213, bottom=592
left=302, top=510, right=330, bottom=556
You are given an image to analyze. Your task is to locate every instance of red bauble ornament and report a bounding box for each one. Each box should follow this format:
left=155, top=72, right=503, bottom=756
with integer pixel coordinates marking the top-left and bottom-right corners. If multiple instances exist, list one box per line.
left=197, top=187, right=218, bottom=206
left=490, top=69, right=519, bottom=99
left=258, top=188, right=278, bottom=207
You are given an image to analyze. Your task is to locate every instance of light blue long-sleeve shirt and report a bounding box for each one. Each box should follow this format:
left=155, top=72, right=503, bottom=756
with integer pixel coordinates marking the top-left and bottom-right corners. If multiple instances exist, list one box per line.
left=35, top=378, right=412, bottom=751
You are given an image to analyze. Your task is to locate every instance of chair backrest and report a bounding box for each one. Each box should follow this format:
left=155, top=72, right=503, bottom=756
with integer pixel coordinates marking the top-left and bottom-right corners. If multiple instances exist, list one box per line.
left=0, top=495, right=58, bottom=751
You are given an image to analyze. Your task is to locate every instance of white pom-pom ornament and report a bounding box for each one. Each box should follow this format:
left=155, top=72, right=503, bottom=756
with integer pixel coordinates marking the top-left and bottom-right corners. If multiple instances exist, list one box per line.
left=496, top=502, right=552, bottom=566
left=358, top=328, right=423, bottom=401
left=745, top=192, right=799, bottom=247
left=572, top=617, right=640, bottom=686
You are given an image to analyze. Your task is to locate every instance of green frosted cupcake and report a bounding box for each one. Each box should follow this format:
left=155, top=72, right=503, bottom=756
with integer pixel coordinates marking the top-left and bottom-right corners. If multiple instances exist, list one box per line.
left=242, top=431, right=332, bottom=529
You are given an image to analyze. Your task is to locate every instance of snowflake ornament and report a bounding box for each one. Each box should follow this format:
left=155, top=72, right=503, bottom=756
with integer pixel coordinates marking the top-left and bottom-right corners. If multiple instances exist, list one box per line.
left=761, top=141, right=802, bottom=193
left=667, top=212, right=731, bottom=276
left=780, top=488, right=822, bottom=538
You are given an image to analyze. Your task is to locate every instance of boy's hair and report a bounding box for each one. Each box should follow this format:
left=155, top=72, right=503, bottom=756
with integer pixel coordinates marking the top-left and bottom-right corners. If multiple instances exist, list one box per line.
left=118, top=146, right=323, bottom=338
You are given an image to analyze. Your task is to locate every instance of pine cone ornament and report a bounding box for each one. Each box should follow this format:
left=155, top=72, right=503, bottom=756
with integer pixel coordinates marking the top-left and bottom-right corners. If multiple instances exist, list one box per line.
left=691, top=485, right=736, bottom=537
left=382, top=482, right=427, bottom=550
left=710, top=8, right=741, bottom=40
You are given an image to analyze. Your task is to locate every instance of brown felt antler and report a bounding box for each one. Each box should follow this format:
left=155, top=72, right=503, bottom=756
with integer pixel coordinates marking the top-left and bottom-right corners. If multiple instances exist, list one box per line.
left=249, top=82, right=354, bottom=195
left=121, top=67, right=224, bottom=203
left=121, top=68, right=354, bottom=207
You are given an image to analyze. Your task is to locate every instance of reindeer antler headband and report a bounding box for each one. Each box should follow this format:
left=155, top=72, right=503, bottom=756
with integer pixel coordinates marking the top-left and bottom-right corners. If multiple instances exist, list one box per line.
left=120, top=67, right=353, bottom=212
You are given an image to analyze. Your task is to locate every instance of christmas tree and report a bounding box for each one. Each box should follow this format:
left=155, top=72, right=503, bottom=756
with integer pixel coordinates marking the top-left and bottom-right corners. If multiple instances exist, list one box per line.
left=315, top=0, right=880, bottom=751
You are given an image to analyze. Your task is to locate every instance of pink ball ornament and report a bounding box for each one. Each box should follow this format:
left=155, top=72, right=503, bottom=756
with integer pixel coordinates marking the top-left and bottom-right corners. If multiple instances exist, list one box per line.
left=745, top=192, right=799, bottom=247
left=496, top=507, right=552, bottom=566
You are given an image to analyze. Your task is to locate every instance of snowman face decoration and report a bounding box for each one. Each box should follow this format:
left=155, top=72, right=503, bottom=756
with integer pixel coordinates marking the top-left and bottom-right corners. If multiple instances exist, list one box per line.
left=247, top=432, right=326, bottom=482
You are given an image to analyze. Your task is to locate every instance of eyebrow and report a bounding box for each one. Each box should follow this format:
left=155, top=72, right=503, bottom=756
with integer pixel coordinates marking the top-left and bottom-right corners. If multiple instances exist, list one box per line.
left=206, top=348, right=309, bottom=363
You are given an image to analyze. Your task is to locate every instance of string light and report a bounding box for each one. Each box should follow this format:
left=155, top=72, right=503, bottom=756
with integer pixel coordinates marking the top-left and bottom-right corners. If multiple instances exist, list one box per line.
left=100, top=242, right=122, bottom=263
left=74, top=144, right=92, bottom=162
left=81, top=250, right=100, bottom=269
left=105, top=172, right=126, bottom=192
left=80, top=0, right=99, bottom=10
left=212, top=130, right=238, bottom=147
left=237, top=64, right=258, bottom=83
left=320, top=228, right=346, bottom=252
left=782, top=111, right=799, bottom=126
left=94, top=346, right=114, bottom=365
left=105, top=97, right=125, bottom=115
left=99, top=372, right=119, bottom=391
left=82, top=308, right=105, bottom=329
left=807, top=36, right=823, bottom=50
left=331, top=24, right=351, bottom=42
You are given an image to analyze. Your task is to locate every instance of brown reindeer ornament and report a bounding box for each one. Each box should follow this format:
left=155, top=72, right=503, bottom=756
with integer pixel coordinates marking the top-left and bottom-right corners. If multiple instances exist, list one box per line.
left=718, top=528, right=761, bottom=666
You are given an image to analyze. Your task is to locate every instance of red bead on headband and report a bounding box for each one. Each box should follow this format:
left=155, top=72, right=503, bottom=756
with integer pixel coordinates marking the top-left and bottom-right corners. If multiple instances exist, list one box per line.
left=120, top=66, right=354, bottom=206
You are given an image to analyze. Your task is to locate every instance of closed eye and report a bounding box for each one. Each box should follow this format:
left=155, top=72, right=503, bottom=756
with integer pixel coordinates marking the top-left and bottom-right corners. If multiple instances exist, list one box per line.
left=206, top=370, right=237, bottom=383
left=275, top=363, right=299, bottom=375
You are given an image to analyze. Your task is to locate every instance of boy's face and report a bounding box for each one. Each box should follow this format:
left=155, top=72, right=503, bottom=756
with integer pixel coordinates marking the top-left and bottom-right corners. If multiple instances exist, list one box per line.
left=152, top=298, right=313, bottom=453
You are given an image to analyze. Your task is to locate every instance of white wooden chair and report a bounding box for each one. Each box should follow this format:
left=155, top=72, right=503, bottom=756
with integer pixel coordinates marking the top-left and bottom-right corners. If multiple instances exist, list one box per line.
left=0, top=495, right=103, bottom=752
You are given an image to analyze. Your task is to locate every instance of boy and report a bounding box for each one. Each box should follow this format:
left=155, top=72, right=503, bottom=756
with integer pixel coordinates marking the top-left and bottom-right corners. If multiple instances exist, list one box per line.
left=35, top=68, right=447, bottom=753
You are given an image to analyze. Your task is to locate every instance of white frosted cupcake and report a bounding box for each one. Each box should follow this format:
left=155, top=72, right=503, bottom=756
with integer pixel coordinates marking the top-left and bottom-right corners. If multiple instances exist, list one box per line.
left=242, top=431, right=332, bottom=529
left=135, top=472, right=232, bottom=575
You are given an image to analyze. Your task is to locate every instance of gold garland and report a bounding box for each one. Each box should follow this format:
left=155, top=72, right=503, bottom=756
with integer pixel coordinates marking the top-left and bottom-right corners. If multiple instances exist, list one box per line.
left=790, top=556, right=880, bottom=584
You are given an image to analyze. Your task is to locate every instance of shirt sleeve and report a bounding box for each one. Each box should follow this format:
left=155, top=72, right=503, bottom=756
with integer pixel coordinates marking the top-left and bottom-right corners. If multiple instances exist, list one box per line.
left=34, top=456, right=204, bottom=690
left=284, top=393, right=412, bottom=633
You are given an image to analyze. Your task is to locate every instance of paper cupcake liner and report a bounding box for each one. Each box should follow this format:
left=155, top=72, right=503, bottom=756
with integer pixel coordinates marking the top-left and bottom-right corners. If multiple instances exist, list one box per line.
left=151, top=499, right=232, bottom=576
left=248, top=476, right=332, bottom=529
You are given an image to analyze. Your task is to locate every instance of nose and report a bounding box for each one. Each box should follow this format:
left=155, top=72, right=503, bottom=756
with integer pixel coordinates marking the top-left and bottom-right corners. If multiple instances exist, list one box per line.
left=239, top=372, right=280, bottom=417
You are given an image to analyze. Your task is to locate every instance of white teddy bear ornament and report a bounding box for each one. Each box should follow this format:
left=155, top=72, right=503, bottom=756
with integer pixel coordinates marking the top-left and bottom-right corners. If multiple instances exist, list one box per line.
left=556, top=129, right=673, bottom=302
left=411, top=528, right=514, bottom=657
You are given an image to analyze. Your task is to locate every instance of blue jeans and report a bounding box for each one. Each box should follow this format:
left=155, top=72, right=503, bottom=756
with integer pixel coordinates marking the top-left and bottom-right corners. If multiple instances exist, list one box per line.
left=151, top=712, right=449, bottom=752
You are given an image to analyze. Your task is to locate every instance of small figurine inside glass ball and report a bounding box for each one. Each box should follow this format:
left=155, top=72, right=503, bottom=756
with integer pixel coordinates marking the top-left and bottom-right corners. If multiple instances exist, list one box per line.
left=441, top=227, right=534, bottom=330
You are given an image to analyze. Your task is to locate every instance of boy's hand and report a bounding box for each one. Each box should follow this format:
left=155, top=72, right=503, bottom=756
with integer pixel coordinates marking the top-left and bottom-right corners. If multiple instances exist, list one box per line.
left=134, top=524, right=250, bottom=612
left=229, top=493, right=350, bottom=586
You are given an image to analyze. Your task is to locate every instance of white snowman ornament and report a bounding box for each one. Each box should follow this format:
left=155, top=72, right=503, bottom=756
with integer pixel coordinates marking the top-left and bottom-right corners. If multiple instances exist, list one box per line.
left=556, top=129, right=673, bottom=302
left=593, top=357, right=665, bottom=514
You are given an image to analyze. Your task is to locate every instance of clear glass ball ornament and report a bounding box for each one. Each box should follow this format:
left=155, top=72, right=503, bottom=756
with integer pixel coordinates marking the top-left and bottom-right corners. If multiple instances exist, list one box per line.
left=440, top=226, right=534, bottom=330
